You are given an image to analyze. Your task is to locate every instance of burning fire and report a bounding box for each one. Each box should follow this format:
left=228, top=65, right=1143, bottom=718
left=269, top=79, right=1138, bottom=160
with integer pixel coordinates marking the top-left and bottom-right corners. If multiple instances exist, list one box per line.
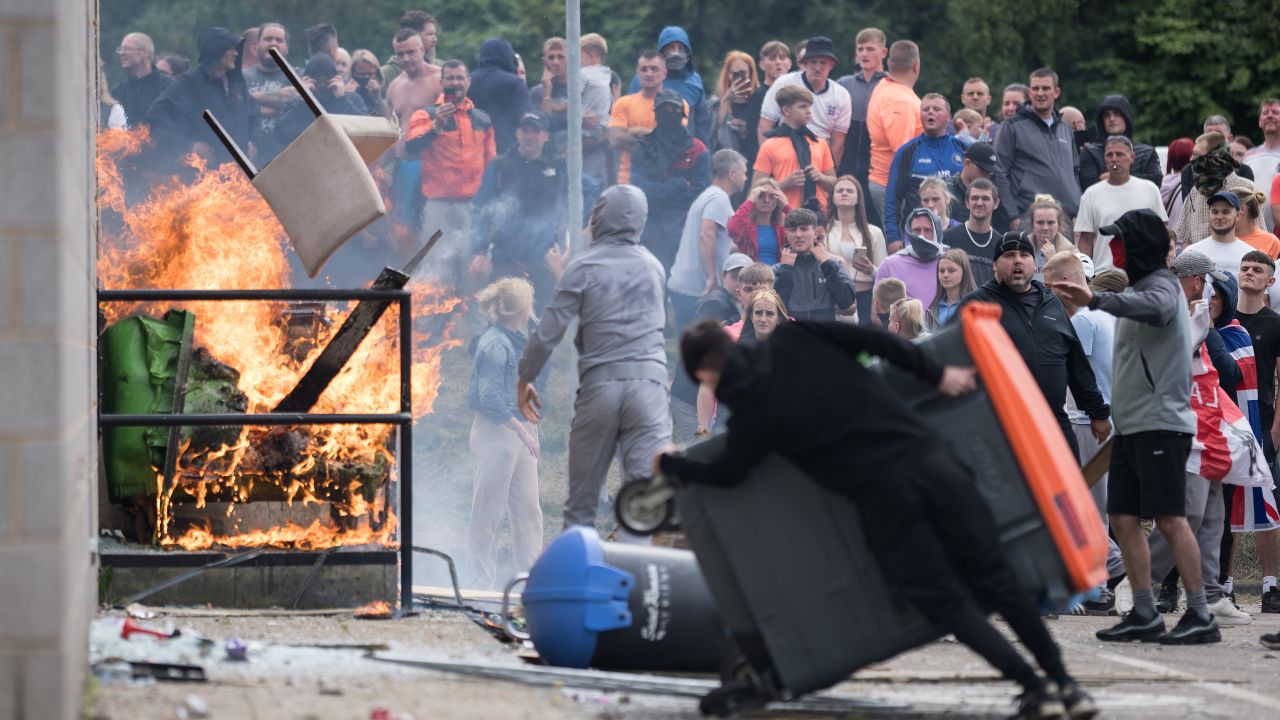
left=97, top=127, right=461, bottom=551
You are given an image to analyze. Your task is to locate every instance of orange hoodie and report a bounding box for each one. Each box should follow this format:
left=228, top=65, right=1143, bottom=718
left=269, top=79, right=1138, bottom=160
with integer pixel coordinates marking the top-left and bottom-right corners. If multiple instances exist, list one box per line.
left=405, top=94, right=497, bottom=200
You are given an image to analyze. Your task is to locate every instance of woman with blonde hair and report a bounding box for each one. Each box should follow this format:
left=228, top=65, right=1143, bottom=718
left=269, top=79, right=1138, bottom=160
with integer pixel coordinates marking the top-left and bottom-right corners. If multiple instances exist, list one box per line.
left=464, top=277, right=543, bottom=589
left=710, top=50, right=761, bottom=162
left=347, top=48, right=389, bottom=118
left=1027, top=194, right=1075, bottom=274
left=827, top=175, right=888, bottom=325
left=929, top=249, right=977, bottom=329
left=1230, top=186, right=1280, bottom=259
left=738, top=288, right=789, bottom=341
left=917, top=177, right=957, bottom=231
left=888, top=297, right=929, bottom=341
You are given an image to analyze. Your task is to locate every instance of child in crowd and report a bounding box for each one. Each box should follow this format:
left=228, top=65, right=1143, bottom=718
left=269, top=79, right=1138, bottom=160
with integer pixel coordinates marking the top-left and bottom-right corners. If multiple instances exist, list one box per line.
left=872, top=277, right=907, bottom=329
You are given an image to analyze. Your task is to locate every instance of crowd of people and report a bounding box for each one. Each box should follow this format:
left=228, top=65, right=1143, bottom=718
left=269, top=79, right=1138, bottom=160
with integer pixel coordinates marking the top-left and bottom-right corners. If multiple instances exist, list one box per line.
left=104, top=13, right=1280, bottom=716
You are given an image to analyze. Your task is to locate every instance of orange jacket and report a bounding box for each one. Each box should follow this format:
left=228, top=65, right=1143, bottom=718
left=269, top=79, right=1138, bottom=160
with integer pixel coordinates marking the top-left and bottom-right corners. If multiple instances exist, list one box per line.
left=405, top=95, right=497, bottom=200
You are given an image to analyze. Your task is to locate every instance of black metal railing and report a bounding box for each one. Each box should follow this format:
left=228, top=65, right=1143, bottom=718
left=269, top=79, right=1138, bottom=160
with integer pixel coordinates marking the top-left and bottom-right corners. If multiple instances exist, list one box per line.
left=97, top=287, right=416, bottom=611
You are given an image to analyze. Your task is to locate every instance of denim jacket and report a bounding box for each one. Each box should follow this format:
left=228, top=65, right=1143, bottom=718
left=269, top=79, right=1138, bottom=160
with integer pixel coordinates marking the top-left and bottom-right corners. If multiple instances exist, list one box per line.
left=468, top=324, right=528, bottom=424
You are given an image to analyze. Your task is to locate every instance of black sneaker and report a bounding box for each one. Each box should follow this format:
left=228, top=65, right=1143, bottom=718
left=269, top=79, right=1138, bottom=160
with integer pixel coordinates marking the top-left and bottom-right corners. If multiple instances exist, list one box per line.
left=1156, top=611, right=1221, bottom=645
left=1156, top=584, right=1179, bottom=614
left=1096, top=611, right=1165, bottom=642
left=1262, top=589, right=1280, bottom=614
left=1010, top=684, right=1066, bottom=719
left=1058, top=682, right=1100, bottom=720
left=1261, top=632, right=1280, bottom=649
left=1080, top=588, right=1116, bottom=616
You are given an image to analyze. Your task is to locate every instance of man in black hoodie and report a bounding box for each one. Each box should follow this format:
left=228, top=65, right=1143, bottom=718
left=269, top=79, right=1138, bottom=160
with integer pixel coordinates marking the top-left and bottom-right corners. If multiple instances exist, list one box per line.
left=1078, top=95, right=1162, bottom=190
left=658, top=320, right=1097, bottom=719
left=147, top=27, right=257, bottom=168
left=468, top=38, right=532, bottom=155
left=961, top=233, right=1111, bottom=456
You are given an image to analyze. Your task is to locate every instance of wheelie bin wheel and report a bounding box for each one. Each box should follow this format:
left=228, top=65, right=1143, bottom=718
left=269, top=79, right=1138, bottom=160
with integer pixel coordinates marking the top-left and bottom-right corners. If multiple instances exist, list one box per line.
left=699, top=681, right=768, bottom=717
left=615, top=477, right=675, bottom=536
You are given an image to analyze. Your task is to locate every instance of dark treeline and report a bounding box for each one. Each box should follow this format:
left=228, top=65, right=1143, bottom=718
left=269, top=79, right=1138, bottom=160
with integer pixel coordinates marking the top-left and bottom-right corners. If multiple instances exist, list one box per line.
left=102, top=0, right=1280, bottom=143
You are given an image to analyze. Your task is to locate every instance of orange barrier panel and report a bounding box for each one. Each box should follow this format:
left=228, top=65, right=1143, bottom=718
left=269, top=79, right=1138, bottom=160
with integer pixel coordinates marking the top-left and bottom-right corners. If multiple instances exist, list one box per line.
left=961, top=302, right=1108, bottom=593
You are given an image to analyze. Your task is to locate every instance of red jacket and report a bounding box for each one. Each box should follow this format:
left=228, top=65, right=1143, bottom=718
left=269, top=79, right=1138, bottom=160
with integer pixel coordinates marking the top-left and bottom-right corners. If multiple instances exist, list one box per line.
left=727, top=199, right=791, bottom=261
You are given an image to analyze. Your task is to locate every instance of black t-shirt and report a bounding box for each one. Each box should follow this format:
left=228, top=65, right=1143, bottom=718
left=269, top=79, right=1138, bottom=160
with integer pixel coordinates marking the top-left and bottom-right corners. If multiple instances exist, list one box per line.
left=1238, top=307, right=1280, bottom=425
left=942, top=224, right=997, bottom=286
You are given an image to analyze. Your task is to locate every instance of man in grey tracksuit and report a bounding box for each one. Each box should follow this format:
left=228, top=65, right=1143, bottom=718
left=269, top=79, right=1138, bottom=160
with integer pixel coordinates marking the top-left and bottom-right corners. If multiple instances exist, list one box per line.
left=517, top=184, right=673, bottom=530
left=993, top=70, right=1081, bottom=222
left=1050, top=208, right=1219, bottom=645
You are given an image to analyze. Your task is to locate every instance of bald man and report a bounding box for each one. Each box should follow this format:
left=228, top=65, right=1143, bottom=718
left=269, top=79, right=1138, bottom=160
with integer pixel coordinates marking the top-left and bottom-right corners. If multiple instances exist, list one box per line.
left=112, top=31, right=171, bottom=127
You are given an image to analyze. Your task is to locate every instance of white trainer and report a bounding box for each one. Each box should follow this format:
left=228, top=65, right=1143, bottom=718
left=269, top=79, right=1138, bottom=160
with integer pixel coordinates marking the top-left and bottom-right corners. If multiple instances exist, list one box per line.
left=1208, top=596, right=1252, bottom=626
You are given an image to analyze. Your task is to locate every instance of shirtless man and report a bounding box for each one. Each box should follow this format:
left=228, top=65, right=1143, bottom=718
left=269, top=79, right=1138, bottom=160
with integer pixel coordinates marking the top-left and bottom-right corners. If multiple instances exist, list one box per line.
left=384, top=28, right=442, bottom=228
left=385, top=29, right=441, bottom=129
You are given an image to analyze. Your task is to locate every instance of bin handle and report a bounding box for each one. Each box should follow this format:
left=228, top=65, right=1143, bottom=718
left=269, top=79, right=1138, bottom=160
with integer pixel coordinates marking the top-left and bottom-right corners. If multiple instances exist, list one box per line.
left=501, top=573, right=530, bottom=641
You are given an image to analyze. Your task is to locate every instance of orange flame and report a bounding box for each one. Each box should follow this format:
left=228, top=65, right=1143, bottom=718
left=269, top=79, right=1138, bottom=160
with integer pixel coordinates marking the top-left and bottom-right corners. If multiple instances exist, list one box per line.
left=99, top=128, right=461, bottom=551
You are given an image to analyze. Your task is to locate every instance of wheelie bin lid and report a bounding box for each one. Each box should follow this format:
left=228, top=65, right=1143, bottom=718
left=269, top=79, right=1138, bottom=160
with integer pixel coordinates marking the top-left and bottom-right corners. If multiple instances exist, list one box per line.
left=521, top=527, right=634, bottom=668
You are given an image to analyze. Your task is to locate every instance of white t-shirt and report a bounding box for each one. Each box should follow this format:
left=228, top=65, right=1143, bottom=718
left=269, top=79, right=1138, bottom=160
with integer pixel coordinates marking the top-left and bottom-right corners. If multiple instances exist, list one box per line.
left=759, top=71, right=852, bottom=140
left=1184, top=237, right=1255, bottom=278
left=668, top=186, right=733, bottom=298
left=1073, top=177, right=1167, bottom=272
left=1244, top=144, right=1280, bottom=230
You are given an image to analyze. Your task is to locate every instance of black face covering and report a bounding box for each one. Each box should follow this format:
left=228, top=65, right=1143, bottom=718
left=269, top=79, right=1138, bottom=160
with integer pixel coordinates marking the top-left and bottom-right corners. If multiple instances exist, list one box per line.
left=636, top=105, right=692, bottom=170
left=664, top=50, right=688, bottom=73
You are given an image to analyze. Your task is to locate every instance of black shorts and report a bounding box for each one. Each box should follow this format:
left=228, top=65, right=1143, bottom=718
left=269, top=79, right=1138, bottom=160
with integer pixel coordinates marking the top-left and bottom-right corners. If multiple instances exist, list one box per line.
left=1107, top=431, right=1191, bottom=518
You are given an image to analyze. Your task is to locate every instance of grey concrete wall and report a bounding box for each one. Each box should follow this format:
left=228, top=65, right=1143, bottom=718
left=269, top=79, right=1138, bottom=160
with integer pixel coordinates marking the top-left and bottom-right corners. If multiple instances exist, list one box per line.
left=0, top=0, right=96, bottom=718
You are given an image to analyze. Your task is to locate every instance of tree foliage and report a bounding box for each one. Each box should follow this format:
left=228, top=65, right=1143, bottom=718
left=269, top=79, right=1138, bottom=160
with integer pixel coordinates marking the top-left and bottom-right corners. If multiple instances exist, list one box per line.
left=102, top=0, right=1280, bottom=143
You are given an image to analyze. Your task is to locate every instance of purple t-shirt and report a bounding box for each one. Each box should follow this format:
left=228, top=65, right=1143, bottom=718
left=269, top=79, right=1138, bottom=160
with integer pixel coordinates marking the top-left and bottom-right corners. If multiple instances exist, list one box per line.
left=873, top=253, right=940, bottom=308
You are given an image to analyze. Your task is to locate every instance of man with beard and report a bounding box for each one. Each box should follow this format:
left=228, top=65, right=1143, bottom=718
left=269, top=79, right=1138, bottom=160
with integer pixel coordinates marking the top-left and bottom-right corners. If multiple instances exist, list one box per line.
left=961, top=232, right=1111, bottom=457
left=517, top=185, right=673, bottom=538
left=1051, top=209, right=1219, bottom=645
left=146, top=26, right=257, bottom=168
left=631, top=89, right=710, bottom=270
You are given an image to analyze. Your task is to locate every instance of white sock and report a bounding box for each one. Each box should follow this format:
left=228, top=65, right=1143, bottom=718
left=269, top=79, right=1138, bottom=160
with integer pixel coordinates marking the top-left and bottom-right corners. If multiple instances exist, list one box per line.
left=1264, top=576, right=1277, bottom=593
left=1224, top=576, right=1234, bottom=594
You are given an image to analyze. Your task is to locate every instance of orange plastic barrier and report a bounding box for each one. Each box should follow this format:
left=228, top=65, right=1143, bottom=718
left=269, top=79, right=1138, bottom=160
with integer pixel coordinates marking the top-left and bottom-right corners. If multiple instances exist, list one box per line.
left=961, top=302, right=1108, bottom=593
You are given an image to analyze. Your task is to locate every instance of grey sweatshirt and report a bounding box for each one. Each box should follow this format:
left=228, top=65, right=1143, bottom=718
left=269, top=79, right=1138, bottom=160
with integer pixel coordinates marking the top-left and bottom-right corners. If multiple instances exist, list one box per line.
left=519, top=184, right=668, bottom=383
left=1092, top=268, right=1195, bottom=435
left=994, top=104, right=1082, bottom=219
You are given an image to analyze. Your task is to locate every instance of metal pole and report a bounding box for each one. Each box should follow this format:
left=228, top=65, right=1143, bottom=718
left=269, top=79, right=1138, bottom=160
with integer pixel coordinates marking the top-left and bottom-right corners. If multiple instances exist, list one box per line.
left=566, top=0, right=583, bottom=254
left=398, top=295, right=414, bottom=613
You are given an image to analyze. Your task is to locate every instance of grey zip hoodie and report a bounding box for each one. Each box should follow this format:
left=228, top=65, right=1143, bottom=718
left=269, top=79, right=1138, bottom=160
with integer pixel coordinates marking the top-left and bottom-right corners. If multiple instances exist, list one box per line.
left=993, top=103, right=1082, bottom=219
left=1089, top=209, right=1194, bottom=435
left=519, top=185, right=668, bottom=382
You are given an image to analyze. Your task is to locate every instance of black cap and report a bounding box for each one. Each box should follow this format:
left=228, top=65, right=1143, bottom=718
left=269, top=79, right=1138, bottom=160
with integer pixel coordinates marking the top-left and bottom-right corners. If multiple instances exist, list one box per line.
left=802, top=36, right=839, bottom=64
left=993, top=231, right=1036, bottom=261
left=966, top=142, right=997, bottom=174
left=653, top=88, right=684, bottom=112
left=518, top=110, right=550, bottom=132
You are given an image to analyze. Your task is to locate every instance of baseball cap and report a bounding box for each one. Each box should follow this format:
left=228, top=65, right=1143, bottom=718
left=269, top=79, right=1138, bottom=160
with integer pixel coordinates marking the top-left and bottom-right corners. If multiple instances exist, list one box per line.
left=1209, top=190, right=1242, bottom=210
left=518, top=110, right=550, bottom=132
left=992, top=231, right=1035, bottom=261
left=722, top=252, right=752, bottom=274
left=966, top=142, right=997, bottom=174
left=802, top=36, right=839, bottom=64
left=654, top=88, right=684, bottom=112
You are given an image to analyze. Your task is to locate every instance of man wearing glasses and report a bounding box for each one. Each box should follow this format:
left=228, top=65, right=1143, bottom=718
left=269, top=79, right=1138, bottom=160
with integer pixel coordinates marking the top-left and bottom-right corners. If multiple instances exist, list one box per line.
left=111, top=32, right=171, bottom=128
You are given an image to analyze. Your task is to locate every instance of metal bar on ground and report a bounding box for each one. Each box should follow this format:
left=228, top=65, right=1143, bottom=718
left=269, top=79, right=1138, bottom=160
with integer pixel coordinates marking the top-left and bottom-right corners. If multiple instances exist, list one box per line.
left=124, top=548, right=266, bottom=604
left=202, top=111, right=258, bottom=179
left=268, top=47, right=325, bottom=119
left=399, top=294, right=414, bottom=615
left=291, top=547, right=337, bottom=609
left=412, top=546, right=463, bottom=608
left=98, top=288, right=410, bottom=302
left=402, top=229, right=443, bottom=278
left=100, top=412, right=410, bottom=427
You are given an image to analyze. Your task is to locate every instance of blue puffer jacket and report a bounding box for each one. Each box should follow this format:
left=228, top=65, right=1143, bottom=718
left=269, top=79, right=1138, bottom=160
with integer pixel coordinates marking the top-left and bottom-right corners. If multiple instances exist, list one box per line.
left=627, top=26, right=709, bottom=143
left=883, top=132, right=967, bottom=243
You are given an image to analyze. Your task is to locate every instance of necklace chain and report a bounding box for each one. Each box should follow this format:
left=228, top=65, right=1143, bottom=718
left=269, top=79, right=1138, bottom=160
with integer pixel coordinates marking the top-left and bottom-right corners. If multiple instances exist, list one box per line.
left=965, top=224, right=994, bottom=248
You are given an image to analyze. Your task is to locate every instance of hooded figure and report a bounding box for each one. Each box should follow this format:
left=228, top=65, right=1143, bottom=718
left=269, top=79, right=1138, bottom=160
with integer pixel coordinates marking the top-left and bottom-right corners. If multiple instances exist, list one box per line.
left=271, top=53, right=369, bottom=147
left=468, top=38, right=532, bottom=155
left=871, top=207, right=945, bottom=308
left=1088, top=209, right=1196, bottom=436
left=1079, top=95, right=1163, bottom=190
left=516, top=185, right=673, bottom=532
left=146, top=27, right=258, bottom=166
left=628, top=26, right=710, bottom=143
left=630, top=90, right=711, bottom=269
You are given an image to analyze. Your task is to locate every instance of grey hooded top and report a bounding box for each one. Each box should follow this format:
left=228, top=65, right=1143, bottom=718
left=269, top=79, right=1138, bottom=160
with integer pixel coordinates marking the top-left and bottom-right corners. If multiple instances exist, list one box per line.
left=519, top=185, right=669, bottom=383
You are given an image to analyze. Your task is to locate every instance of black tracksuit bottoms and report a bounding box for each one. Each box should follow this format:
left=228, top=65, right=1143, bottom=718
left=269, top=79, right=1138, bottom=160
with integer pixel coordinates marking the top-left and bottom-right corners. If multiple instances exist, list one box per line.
left=850, top=445, right=1071, bottom=690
